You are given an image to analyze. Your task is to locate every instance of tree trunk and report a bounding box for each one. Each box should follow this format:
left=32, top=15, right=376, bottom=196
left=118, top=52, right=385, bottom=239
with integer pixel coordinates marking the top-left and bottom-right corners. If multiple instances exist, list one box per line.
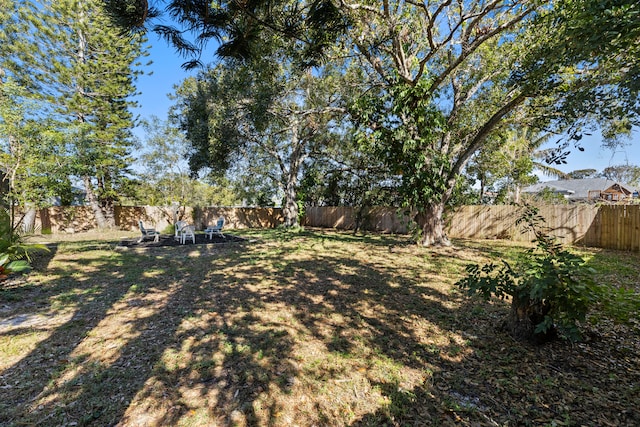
left=22, top=207, right=37, bottom=233
left=513, top=185, right=521, bottom=204
left=415, top=202, right=450, bottom=246
left=479, top=181, right=486, bottom=203
left=102, top=198, right=116, bottom=228
left=280, top=115, right=306, bottom=228
left=282, top=180, right=299, bottom=227
left=505, top=294, right=557, bottom=344
left=82, top=175, right=110, bottom=229
left=353, top=203, right=370, bottom=235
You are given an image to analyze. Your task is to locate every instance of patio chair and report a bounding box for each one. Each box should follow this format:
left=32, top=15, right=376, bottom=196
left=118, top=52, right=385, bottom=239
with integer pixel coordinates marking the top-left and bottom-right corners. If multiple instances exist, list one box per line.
left=205, top=216, right=225, bottom=239
left=138, top=220, right=160, bottom=243
left=180, top=224, right=196, bottom=244
left=174, top=220, right=187, bottom=241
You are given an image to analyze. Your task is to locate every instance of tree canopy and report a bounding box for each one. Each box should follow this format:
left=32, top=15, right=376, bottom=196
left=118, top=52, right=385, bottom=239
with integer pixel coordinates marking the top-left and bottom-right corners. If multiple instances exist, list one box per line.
left=133, top=115, right=240, bottom=208
left=172, top=49, right=348, bottom=225
left=0, top=80, right=74, bottom=214
left=106, top=0, right=640, bottom=244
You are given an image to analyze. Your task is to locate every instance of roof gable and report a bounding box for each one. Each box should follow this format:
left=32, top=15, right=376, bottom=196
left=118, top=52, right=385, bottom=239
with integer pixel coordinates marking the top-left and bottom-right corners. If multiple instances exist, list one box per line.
left=523, top=178, right=639, bottom=199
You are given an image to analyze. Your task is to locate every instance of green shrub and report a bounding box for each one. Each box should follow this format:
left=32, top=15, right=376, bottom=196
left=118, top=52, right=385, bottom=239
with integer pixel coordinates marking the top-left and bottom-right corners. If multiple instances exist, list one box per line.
left=0, top=209, right=48, bottom=280
left=456, top=205, right=598, bottom=342
left=162, top=224, right=175, bottom=235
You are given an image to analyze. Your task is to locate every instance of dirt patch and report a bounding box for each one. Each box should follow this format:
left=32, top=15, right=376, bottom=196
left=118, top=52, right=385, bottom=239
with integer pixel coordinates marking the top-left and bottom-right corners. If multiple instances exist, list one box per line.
left=0, top=312, right=75, bottom=333
left=118, top=233, right=246, bottom=248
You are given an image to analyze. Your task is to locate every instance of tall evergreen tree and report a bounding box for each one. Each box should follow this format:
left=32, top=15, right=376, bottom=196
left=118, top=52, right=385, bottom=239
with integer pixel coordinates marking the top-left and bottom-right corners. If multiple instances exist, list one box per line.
left=1, top=0, right=148, bottom=228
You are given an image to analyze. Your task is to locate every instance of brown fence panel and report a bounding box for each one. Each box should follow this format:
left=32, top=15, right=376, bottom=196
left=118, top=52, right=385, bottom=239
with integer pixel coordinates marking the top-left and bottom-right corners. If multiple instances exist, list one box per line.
left=594, top=205, right=640, bottom=251
left=194, top=207, right=283, bottom=230
left=240, top=204, right=637, bottom=250
left=303, top=206, right=356, bottom=230
left=27, top=204, right=640, bottom=251
left=120, top=206, right=283, bottom=231
left=116, top=206, right=183, bottom=232
left=34, top=206, right=282, bottom=234
left=42, top=206, right=97, bottom=233
left=634, top=205, right=640, bottom=251
left=303, top=206, right=410, bottom=233
left=633, top=205, right=640, bottom=251
left=366, top=207, right=411, bottom=233
left=445, top=205, right=599, bottom=244
left=537, top=205, right=600, bottom=245
left=447, top=206, right=519, bottom=240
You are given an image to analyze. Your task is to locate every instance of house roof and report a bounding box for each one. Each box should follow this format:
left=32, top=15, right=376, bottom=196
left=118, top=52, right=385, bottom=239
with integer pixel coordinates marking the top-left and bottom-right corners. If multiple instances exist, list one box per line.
left=523, top=178, right=639, bottom=199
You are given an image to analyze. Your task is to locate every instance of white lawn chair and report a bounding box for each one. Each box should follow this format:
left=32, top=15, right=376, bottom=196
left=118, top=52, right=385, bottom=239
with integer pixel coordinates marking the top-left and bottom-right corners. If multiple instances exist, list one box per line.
left=174, top=220, right=187, bottom=241
left=205, top=216, right=225, bottom=239
left=174, top=220, right=195, bottom=244
left=138, top=220, right=160, bottom=243
left=180, top=224, right=195, bottom=244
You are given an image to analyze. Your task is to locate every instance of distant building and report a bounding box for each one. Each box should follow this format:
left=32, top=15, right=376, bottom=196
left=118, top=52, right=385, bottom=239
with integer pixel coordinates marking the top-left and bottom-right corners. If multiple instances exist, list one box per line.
left=523, top=178, right=640, bottom=203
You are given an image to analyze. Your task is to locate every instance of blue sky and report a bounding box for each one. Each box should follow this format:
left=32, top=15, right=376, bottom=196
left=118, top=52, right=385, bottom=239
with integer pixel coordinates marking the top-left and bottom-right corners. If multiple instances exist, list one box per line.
left=537, top=130, right=640, bottom=177
left=132, top=35, right=640, bottom=178
left=132, top=34, right=202, bottom=127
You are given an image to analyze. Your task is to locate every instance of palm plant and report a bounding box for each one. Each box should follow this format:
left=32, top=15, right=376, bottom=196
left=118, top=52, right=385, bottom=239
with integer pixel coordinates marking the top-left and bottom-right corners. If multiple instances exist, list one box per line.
left=0, top=208, right=48, bottom=280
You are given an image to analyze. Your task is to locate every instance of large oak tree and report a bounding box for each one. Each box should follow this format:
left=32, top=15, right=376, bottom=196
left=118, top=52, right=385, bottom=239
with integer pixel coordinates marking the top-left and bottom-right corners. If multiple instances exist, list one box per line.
left=106, top=0, right=640, bottom=244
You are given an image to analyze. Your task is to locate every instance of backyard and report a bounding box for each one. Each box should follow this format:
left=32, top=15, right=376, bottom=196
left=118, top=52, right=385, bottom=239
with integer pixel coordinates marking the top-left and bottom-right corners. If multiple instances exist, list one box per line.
left=0, top=229, right=638, bottom=426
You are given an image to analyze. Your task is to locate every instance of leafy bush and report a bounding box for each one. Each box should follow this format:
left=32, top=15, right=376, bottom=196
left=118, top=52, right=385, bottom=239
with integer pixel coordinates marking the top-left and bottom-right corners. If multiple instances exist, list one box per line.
left=456, top=206, right=598, bottom=342
left=0, top=209, right=48, bottom=280
left=162, top=224, right=176, bottom=235
left=0, top=254, right=30, bottom=279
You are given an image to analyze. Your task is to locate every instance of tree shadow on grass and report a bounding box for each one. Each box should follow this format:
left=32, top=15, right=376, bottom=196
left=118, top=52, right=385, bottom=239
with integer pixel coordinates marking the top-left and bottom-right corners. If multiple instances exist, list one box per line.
left=157, top=234, right=489, bottom=424
left=112, top=233, right=468, bottom=425
left=0, top=232, right=527, bottom=425
left=0, top=240, right=302, bottom=426
left=301, top=227, right=414, bottom=247
left=345, top=244, right=640, bottom=427
left=118, top=233, right=246, bottom=248
left=2, top=231, right=636, bottom=426
left=0, top=244, right=169, bottom=424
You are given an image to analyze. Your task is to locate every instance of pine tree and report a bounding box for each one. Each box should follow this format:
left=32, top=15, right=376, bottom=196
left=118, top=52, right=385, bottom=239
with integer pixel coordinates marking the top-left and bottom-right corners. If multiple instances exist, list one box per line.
left=0, top=0, right=148, bottom=228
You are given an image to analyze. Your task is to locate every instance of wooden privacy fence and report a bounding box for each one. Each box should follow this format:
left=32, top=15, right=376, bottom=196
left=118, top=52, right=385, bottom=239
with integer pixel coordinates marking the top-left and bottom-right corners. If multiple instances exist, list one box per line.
left=27, top=204, right=640, bottom=251
left=446, top=205, right=601, bottom=245
left=450, top=205, right=640, bottom=251
left=588, top=205, right=640, bottom=251
left=302, top=206, right=411, bottom=233
left=304, top=205, right=640, bottom=251
left=35, top=206, right=283, bottom=234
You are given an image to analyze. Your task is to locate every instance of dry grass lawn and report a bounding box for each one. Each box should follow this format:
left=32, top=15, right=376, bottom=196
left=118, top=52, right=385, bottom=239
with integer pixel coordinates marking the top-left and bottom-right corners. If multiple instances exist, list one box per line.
left=0, top=228, right=638, bottom=426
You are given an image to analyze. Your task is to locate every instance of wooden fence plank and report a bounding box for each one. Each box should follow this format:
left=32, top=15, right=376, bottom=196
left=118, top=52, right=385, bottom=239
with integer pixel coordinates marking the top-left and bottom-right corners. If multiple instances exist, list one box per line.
left=304, top=204, right=637, bottom=250
left=636, top=206, right=640, bottom=251
left=29, top=204, right=640, bottom=251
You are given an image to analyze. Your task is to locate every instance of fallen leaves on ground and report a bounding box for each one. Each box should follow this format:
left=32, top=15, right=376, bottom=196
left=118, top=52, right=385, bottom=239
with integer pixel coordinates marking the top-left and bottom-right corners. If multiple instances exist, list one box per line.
left=0, top=230, right=638, bottom=426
